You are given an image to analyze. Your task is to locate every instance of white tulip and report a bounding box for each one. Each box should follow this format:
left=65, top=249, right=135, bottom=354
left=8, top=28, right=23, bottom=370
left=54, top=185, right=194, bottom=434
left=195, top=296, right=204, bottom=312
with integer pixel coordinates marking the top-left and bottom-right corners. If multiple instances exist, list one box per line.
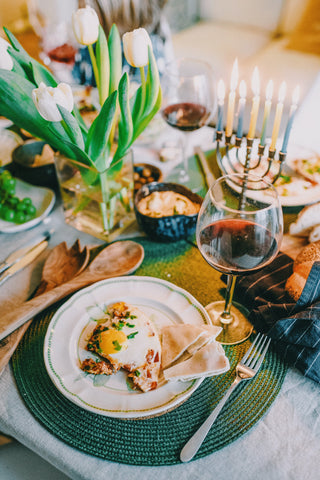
left=123, top=28, right=152, bottom=68
left=72, top=6, right=100, bottom=46
left=0, top=37, right=13, bottom=71
left=32, top=82, right=74, bottom=122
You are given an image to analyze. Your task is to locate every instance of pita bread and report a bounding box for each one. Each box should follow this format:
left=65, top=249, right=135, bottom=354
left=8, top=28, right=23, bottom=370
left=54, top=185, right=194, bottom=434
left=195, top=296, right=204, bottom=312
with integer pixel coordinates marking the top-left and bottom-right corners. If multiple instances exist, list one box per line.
left=163, top=342, right=230, bottom=381
left=161, top=324, right=222, bottom=369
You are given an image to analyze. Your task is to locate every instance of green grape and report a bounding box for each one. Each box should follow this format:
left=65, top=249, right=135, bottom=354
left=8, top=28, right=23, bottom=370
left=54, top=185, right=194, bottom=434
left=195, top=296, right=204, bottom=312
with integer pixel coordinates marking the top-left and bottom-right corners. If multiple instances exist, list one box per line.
left=0, top=171, right=37, bottom=224
left=25, top=204, right=36, bottom=216
left=2, top=206, right=15, bottom=222
left=22, top=197, right=32, bottom=206
left=14, top=211, right=26, bottom=224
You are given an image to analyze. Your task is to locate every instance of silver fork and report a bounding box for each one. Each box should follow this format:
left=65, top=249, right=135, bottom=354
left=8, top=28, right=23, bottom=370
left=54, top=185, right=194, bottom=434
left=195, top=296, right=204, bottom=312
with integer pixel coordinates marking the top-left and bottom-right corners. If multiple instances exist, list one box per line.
left=180, top=332, right=271, bottom=463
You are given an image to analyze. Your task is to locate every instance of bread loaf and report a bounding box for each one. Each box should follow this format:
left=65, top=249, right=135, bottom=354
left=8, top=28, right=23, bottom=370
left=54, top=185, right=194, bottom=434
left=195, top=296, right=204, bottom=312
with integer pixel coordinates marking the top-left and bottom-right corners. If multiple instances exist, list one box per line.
left=285, top=240, right=320, bottom=301
left=289, top=202, right=320, bottom=238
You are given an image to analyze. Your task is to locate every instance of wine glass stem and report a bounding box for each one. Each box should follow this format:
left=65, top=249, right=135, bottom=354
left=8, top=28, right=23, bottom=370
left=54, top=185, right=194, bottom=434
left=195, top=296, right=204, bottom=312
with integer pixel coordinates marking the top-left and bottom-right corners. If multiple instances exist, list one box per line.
left=181, top=132, right=191, bottom=175
left=220, top=275, right=237, bottom=325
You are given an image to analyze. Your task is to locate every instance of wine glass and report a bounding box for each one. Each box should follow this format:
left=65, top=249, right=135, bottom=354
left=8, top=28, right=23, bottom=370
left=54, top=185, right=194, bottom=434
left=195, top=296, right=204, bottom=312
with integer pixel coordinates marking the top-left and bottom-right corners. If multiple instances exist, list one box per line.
left=196, top=173, right=283, bottom=345
left=161, top=58, right=215, bottom=185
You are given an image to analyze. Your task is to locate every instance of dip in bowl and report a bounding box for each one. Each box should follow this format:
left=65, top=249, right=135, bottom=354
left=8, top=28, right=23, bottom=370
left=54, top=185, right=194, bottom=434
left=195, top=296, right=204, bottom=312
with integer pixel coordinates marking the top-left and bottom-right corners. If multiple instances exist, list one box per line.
left=135, top=182, right=202, bottom=242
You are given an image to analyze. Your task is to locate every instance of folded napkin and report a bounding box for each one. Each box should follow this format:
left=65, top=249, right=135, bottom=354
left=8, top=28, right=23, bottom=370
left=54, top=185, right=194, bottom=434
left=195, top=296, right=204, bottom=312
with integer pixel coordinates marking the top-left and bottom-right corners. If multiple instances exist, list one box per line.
left=230, top=252, right=320, bottom=384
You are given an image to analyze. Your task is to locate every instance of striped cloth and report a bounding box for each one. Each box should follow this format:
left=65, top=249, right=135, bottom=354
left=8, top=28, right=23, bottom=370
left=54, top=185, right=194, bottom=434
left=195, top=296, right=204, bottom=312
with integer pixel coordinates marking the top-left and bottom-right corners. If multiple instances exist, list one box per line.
left=233, top=252, right=320, bottom=384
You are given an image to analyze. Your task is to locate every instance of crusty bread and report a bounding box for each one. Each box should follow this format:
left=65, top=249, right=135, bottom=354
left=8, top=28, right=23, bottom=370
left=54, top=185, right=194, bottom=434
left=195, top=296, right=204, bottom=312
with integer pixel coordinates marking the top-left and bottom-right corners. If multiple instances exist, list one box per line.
left=285, top=240, right=320, bottom=301
left=289, top=202, right=320, bottom=238
left=310, top=224, right=320, bottom=242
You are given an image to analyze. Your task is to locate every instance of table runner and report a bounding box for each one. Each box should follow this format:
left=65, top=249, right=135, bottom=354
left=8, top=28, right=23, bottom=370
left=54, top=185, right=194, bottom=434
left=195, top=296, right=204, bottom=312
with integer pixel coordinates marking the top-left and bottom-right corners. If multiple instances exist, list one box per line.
left=11, top=237, right=288, bottom=465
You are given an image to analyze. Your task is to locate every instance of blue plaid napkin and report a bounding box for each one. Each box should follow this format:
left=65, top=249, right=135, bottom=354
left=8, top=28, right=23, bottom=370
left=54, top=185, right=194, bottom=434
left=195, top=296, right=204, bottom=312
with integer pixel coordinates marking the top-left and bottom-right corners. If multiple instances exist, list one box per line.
left=232, top=252, right=320, bottom=384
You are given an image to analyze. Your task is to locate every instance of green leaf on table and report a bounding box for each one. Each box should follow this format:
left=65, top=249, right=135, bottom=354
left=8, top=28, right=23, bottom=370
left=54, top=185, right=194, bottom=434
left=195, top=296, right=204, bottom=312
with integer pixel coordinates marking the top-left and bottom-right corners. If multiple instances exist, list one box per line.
left=85, top=90, right=117, bottom=172
left=108, top=24, right=121, bottom=95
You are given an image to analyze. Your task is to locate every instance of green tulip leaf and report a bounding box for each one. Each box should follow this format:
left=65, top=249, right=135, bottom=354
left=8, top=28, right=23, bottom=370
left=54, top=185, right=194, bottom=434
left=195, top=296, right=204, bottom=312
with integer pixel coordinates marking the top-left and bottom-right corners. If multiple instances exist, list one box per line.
left=96, top=25, right=109, bottom=105
left=11, top=57, right=27, bottom=78
left=108, top=24, right=121, bottom=95
left=130, top=85, right=143, bottom=125
left=115, top=72, right=133, bottom=161
left=86, top=90, right=117, bottom=171
left=132, top=86, right=162, bottom=143
left=144, top=46, right=160, bottom=117
left=57, top=105, right=85, bottom=150
left=4, top=28, right=57, bottom=87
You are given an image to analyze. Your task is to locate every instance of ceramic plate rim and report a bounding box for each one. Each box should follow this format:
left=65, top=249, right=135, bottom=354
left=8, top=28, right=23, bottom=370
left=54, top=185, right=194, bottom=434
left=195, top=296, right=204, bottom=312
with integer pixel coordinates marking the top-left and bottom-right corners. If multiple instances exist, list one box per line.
left=0, top=178, right=55, bottom=233
left=43, top=275, right=212, bottom=419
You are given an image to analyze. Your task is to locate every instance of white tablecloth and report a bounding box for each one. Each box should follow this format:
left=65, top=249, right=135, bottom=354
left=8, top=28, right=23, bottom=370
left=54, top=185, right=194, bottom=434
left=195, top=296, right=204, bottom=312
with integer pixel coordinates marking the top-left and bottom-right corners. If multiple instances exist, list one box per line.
left=0, top=139, right=320, bottom=479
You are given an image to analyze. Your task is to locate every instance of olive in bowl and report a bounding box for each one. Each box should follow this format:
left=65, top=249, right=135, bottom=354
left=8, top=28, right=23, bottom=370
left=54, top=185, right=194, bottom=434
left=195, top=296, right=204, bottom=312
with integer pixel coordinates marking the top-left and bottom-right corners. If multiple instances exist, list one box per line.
left=134, top=182, right=202, bottom=242
left=134, top=163, right=163, bottom=192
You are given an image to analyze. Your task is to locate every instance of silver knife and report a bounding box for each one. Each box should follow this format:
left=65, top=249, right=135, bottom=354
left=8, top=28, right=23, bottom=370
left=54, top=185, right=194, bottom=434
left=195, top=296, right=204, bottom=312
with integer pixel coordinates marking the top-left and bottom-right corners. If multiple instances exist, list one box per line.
left=0, top=230, right=53, bottom=276
left=0, top=239, right=49, bottom=287
left=194, top=146, right=217, bottom=188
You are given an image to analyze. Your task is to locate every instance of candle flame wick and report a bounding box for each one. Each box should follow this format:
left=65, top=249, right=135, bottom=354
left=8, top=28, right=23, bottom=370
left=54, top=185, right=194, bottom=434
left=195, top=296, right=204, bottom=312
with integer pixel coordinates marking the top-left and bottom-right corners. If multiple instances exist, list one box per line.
left=266, top=80, right=273, bottom=101
left=217, top=79, right=225, bottom=101
left=278, top=81, right=287, bottom=102
left=292, top=85, right=300, bottom=105
left=251, top=67, right=260, bottom=96
left=239, top=80, right=246, bottom=98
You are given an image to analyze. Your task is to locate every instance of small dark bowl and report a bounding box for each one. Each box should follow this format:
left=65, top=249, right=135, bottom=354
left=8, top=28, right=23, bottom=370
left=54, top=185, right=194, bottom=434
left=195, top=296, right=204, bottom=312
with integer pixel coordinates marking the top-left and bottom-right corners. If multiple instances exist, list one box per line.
left=10, top=141, right=59, bottom=192
left=134, top=163, right=163, bottom=192
left=134, top=182, right=203, bottom=242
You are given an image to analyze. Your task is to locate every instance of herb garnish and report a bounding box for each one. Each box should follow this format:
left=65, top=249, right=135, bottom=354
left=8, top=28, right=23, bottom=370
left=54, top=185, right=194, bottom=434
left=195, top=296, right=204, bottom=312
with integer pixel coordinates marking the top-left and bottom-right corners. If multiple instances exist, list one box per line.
left=127, top=331, right=138, bottom=339
left=112, top=340, right=122, bottom=351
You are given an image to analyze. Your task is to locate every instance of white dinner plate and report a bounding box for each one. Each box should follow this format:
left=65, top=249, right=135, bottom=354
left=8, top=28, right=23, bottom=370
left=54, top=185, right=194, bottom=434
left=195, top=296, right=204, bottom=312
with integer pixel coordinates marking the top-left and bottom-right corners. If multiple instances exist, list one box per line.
left=0, top=128, right=22, bottom=166
left=44, top=276, right=211, bottom=419
left=221, top=143, right=320, bottom=207
left=0, top=178, right=55, bottom=233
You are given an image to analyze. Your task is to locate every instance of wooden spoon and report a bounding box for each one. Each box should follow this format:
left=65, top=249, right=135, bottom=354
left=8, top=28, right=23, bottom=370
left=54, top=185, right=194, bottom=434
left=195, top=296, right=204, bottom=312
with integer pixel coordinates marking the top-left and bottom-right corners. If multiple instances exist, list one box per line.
left=35, top=239, right=90, bottom=295
left=0, top=240, right=90, bottom=372
left=0, top=240, right=144, bottom=342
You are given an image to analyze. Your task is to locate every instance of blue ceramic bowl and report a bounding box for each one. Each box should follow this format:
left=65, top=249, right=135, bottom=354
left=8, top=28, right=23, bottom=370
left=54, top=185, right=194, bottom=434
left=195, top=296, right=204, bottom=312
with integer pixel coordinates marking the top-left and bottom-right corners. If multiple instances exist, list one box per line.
left=134, top=182, right=202, bottom=242
left=10, top=141, right=59, bottom=192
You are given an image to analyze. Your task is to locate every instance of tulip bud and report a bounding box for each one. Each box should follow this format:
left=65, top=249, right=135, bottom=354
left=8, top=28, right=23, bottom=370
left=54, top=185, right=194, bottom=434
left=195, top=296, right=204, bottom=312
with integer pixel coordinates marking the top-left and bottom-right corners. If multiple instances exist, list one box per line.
left=72, top=6, right=100, bottom=46
left=123, top=28, right=152, bottom=68
left=32, top=82, right=74, bottom=122
left=0, top=37, right=13, bottom=71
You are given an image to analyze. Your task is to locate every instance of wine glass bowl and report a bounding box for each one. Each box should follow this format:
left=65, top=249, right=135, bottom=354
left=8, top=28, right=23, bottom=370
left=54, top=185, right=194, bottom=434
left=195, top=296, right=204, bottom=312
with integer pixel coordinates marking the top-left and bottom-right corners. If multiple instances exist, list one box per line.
left=196, top=173, right=283, bottom=345
left=161, top=58, right=216, bottom=184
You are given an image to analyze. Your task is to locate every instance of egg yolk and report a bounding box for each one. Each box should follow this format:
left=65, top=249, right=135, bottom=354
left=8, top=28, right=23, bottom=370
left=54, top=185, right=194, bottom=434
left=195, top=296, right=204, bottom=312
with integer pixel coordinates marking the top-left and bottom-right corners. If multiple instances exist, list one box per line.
left=99, top=329, right=128, bottom=354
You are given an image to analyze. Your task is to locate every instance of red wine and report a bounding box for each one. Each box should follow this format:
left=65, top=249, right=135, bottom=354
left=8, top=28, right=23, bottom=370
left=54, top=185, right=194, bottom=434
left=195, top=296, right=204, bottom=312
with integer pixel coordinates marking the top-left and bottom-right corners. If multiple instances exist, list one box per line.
left=162, top=102, right=209, bottom=131
left=199, top=219, right=277, bottom=275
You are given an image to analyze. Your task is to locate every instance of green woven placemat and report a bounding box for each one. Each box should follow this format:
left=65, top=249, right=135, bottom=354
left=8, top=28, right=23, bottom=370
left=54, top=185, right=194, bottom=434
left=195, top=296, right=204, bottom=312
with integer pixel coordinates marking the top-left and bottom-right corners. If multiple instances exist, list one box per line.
left=12, top=237, right=288, bottom=465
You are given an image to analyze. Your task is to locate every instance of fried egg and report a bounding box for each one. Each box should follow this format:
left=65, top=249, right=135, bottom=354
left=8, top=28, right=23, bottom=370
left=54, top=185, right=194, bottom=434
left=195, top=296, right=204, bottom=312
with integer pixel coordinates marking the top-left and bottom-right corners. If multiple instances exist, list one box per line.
left=86, top=302, right=161, bottom=392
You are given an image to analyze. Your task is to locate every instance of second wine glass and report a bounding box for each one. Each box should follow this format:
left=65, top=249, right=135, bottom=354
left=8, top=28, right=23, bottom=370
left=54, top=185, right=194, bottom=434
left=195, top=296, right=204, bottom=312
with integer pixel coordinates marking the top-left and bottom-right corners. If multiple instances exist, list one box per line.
left=161, top=58, right=215, bottom=185
left=196, top=173, right=283, bottom=345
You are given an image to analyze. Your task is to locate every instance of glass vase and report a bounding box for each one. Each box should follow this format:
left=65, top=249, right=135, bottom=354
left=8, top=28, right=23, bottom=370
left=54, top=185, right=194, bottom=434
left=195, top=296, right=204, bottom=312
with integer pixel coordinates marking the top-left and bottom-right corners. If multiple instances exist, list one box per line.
left=54, top=150, right=135, bottom=241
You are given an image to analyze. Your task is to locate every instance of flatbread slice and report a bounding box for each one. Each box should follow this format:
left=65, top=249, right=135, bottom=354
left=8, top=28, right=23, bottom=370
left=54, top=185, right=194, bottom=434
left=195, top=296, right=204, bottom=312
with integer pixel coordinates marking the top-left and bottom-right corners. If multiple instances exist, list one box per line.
left=161, top=324, right=222, bottom=369
left=163, top=342, right=230, bottom=382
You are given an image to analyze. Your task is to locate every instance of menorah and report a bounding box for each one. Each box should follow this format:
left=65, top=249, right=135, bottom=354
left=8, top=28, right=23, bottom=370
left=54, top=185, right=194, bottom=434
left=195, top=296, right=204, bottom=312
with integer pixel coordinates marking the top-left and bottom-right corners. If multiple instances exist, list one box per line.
left=214, top=60, right=300, bottom=191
